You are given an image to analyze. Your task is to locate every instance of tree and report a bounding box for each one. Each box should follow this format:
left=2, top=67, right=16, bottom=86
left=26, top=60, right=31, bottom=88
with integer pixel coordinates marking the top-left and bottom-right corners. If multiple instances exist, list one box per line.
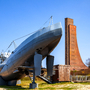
left=86, top=58, right=90, bottom=68
left=0, top=53, right=6, bottom=63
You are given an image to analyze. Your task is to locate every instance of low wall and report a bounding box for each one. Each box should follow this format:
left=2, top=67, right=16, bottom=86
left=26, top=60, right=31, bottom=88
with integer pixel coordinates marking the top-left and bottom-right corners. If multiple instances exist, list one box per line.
left=52, top=65, right=70, bottom=82
left=71, top=68, right=90, bottom=75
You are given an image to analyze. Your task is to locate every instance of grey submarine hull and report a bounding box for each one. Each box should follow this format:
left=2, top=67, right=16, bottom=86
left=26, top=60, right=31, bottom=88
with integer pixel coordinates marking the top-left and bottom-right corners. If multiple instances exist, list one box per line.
left=0, top=22, right=62, bottom=81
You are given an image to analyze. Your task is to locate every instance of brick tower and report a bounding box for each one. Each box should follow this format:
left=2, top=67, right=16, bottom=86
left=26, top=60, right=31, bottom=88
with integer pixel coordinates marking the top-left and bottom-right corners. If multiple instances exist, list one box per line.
left=65, top=18, right=88, bottom=70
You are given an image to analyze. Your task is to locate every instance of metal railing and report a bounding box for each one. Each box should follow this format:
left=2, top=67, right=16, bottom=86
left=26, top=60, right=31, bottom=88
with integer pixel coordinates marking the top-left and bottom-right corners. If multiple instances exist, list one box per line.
left=71, top=75, right=90, bottom=82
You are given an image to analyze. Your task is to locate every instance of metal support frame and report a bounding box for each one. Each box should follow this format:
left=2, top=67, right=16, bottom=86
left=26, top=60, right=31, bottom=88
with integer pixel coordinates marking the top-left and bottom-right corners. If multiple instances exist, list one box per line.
left=29, top=52, right=42, bottom=89
left=46, top=55, right=54, bottom=76
left=33, top=68, right=35, bottom=83
left=29, top=68, right=38, bottom=89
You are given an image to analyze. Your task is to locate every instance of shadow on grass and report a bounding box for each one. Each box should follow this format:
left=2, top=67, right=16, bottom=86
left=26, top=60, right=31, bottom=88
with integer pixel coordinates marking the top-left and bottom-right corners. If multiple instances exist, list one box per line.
left=39, top=86, right=77, bottom=90
left=75, top=82, right=90, bottom=85
left=0, top=85, right=27, bottom=90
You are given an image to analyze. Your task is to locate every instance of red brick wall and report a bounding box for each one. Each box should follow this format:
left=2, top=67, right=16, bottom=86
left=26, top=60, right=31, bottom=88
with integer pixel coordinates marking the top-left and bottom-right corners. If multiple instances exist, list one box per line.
left=58, top=65, right=70, bottom=81
left=52, top=65, right=59, bottom=82
left=71, top=69, right=90, bottom=75
left=65, top=18, right=88, bottom=71
left=52, top=65, right=70, bottom=82
left=65, top=18, right=73, bottom=65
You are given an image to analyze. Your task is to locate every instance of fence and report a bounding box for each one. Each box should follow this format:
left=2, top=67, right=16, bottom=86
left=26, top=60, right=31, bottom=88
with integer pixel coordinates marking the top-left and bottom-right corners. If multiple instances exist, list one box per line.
left=70, top=75, right=90, bottom=82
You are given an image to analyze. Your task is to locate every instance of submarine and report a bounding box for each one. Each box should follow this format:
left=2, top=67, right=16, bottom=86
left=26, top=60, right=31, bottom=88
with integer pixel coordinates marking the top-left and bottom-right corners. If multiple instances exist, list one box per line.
left=0, top=22, right=62, bottom=86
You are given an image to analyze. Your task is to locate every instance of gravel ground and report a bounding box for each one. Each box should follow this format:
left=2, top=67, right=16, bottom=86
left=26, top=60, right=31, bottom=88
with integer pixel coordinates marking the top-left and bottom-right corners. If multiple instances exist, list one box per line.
left=76, top=84, right=90, bottom=90
left=62, top=84, right=90, bottom=90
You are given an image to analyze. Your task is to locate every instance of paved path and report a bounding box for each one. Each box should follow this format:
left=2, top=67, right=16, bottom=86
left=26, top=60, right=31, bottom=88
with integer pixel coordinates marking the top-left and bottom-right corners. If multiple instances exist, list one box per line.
left=0, top=88, right=7, bottom=90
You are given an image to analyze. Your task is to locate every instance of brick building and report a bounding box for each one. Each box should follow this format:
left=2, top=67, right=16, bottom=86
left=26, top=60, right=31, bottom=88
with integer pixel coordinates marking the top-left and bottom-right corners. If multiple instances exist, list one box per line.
left=65, top=18, right=88, bottom=70
left=52, top=65, right=70, bottom=82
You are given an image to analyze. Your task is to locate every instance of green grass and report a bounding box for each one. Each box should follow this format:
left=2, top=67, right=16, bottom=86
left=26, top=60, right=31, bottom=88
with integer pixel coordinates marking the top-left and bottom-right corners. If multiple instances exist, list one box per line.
left=0, top=77, right=90, bottom=90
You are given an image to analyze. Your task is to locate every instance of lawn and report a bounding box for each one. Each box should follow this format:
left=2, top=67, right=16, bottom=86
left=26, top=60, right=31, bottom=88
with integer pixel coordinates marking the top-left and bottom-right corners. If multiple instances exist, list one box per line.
left=0, top=77, right=90, bottom=90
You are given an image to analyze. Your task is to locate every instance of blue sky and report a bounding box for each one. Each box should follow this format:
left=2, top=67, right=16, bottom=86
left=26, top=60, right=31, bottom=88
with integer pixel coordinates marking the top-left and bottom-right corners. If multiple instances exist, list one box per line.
left=0, top=0, right=90, bottom=67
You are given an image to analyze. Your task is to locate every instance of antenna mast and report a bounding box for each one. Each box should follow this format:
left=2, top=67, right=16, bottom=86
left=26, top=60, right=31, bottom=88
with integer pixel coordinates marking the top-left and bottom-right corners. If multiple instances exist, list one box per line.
left=49, top=16, right=53, bottom=26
